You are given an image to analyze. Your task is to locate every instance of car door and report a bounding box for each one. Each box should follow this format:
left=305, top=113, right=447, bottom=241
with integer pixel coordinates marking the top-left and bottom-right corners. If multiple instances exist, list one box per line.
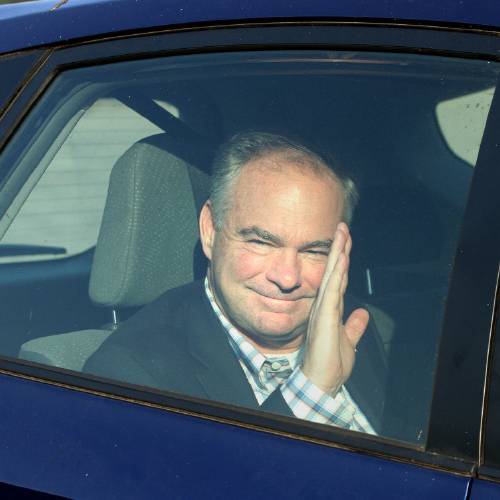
left=0, top=20, right=499, bottom=499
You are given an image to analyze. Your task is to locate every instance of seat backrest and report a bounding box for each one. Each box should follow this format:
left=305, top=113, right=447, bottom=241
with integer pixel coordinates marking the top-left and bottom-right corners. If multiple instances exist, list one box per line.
left=90, top=133, right=209, bottom=308
left=19, top=133, right=210, bottom=370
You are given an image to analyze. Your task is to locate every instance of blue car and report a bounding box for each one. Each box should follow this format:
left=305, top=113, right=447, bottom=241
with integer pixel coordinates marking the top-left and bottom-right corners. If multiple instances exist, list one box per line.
left=0, top=1, right=499, bottom=498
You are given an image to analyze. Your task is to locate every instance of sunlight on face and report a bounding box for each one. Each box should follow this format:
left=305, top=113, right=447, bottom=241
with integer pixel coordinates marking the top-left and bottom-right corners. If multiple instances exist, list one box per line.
left=201, top=152, right=344, bottom=353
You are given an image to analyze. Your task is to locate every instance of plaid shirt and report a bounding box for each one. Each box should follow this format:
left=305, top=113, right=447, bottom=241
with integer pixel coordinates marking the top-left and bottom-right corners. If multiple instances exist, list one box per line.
left=205, top=278, right=375, bottom=435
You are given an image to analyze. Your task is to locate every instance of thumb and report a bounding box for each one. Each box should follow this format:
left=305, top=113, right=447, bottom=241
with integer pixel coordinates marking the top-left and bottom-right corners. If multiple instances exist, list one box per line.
left=344, top=308, right=369, bottom=348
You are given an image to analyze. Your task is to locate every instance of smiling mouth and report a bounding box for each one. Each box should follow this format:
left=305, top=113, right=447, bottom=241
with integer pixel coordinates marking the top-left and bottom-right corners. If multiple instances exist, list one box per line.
left=252, top=289, right=307, bottom=305
left=251, top=289, right=293, bottom=300
left=262, top=295, right=296, bottom=304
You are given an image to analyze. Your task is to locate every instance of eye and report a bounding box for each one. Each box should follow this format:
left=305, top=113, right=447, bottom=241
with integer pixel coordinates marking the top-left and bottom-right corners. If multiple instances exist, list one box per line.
left=305, top=249, right=329, bottom=257
left=248, top=239, right=271, bottom=246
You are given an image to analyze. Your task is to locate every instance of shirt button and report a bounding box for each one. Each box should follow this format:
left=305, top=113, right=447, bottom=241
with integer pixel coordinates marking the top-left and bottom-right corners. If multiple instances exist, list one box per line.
left=270, top=361, right=282, bottom=371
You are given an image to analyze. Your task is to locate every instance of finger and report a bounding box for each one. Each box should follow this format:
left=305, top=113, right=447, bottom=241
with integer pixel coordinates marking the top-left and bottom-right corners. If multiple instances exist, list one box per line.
left=317, top=226, right=346, bottom=299
left=321, top=252, right=348, bottom=321
left=344, top=308, right=369, bottom=348
left=339, top=228, right=351, bottom=319
left=337, top=223, right=352, bottom=257
left=339, top=254, right=349, bottom=319
left=340, top=254, right=349, bottom=296
left=338, top=221, right=349, bottom=236
left=345, top=231, right=352, bottom=259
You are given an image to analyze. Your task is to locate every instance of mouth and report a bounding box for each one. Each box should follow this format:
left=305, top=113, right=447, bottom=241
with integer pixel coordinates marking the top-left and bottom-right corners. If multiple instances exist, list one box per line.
left=250, top=288, right=309, bottom=312
left=251, top=288, right=300, bottom=302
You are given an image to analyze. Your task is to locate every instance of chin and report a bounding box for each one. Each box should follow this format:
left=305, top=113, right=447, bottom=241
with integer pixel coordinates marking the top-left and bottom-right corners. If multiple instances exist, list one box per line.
left=250, top=313, right=305, bottom=340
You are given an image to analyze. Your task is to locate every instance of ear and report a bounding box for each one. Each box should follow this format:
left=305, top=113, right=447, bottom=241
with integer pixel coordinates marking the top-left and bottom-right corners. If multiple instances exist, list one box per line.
left=199, top=201, right=216, bottom=261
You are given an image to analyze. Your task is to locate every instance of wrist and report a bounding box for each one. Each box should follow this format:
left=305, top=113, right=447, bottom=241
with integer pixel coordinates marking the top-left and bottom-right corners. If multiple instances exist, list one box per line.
left=301, top=364, right=343, bottom=396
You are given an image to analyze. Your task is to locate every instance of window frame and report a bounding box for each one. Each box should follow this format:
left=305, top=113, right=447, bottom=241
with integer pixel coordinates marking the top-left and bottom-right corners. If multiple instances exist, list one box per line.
left=0, top=21, right=499, bottom=476
left=478, top=266, right=500, bottom=481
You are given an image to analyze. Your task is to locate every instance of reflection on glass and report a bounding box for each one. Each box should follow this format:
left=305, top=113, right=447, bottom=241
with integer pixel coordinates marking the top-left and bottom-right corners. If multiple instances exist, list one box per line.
left=1, top=50, right=498, bottom=444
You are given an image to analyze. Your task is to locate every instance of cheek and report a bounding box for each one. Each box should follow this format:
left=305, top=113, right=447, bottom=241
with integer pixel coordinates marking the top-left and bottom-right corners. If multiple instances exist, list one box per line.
left=302, top=260, right=327, bottom=290
left=229, top=249, right=267, bottom=281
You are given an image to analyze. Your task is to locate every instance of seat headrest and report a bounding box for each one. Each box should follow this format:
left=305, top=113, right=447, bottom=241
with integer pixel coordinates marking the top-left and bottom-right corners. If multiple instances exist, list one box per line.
left=89, top=136, right=210, bottom=308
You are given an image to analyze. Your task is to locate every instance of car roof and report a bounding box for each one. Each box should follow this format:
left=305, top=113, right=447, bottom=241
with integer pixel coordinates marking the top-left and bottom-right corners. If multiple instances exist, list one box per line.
left=0, top=0, right=499, bottom=56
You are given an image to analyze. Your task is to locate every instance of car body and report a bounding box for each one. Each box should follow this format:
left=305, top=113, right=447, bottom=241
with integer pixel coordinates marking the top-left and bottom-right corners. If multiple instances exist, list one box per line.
left=0, top=1, right=499, bottom=498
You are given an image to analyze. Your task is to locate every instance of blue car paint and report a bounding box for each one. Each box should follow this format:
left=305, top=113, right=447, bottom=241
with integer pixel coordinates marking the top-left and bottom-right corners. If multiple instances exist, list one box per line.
left=0, top=374, right=469, bottom=499
left=0, top=0, right=499, bottom=497
left=0, top=0, right=499, bottom=55
left=470, top=479, right=500, bottom=500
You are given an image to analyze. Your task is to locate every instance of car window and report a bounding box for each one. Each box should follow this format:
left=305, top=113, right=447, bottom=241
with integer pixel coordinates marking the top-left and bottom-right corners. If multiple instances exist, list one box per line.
left=435, top=86, right=495, bottom=166
left=0, top=50, right=497, bottom=446
left=0, top=97, right=178, bottom=264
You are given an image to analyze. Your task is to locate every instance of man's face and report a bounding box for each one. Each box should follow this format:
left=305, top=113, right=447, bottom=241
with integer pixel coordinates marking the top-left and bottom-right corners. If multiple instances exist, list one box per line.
left=200, top=153, right=344, bottom=352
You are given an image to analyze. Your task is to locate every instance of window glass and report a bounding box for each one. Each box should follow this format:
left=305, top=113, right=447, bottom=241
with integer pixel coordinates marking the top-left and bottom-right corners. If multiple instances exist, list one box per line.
left=436, top=86, right=494, bottom=166
left=0, top=98, right=178, bottom=263
left=0, top=51, right=497, bottom=446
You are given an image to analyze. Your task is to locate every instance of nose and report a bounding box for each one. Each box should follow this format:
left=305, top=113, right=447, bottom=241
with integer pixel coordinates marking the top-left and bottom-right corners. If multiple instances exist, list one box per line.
left=265, top=248, right=301, bottom=293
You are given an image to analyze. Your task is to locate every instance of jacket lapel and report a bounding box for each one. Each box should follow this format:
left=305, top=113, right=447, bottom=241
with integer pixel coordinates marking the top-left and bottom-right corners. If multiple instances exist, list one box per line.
left=186, top=284, right=258, bottom=409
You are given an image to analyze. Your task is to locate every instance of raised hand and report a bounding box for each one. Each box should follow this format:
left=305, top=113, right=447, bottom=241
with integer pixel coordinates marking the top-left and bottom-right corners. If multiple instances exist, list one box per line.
left=301, top=223, right=369, bottom=394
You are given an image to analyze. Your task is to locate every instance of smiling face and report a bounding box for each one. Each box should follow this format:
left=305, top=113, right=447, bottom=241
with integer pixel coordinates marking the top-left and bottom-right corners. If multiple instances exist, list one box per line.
left=200, top=152, right=344, bottom=353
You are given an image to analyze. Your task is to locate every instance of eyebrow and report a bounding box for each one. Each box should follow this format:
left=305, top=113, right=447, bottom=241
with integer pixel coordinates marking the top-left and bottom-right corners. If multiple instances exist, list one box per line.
left=238, top=226, right=332, bottom=250
left=239, top=226, right=284, bottom=246
left=301, top=239, right=333, bottom=251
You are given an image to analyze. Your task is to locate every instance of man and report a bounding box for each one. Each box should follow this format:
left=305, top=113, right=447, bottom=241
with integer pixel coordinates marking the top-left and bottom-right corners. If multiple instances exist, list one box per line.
left=85, top=132, right=384, bottom=434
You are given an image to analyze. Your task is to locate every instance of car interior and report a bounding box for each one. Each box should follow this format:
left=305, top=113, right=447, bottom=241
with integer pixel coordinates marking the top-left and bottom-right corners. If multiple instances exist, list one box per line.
left=0, top=50, right=496, bottom=444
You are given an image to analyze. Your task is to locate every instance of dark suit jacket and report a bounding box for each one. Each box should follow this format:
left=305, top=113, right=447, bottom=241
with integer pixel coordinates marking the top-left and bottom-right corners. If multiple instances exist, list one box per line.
left=84, top=280, right=386, bottom=432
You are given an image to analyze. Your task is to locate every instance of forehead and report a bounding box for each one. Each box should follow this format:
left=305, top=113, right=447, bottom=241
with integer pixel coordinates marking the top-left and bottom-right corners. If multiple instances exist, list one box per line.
left=228, top=154, right=344, bottom=236
left=239, top=149, right=337, bottom=182
left=234, top=151, right=341, bottom=197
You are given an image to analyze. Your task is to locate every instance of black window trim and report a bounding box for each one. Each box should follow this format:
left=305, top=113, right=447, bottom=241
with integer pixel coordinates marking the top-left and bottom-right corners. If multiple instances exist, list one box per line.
left=0, top=21, right=499, bottom=475
left=0, top=49, right=49, bottom=119
left=478, top=265, right=500, bottom=482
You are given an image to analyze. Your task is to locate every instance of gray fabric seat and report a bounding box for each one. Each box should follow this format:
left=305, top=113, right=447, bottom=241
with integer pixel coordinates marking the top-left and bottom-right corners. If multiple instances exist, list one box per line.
left=19, top=134, right=210, bottom=370
left=19, top=330, right=113, bottom=372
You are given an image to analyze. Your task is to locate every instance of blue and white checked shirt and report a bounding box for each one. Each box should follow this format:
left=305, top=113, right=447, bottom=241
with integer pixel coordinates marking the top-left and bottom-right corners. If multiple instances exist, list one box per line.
left=205, top=278, right=375, bottom=434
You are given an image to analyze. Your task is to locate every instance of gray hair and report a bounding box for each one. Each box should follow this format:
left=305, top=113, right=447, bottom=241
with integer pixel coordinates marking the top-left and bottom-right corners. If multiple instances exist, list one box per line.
left=209, top=131, right=358, bottom=230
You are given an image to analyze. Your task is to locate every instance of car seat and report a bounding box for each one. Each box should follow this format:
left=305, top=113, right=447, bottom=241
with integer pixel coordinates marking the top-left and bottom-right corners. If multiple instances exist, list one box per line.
left=18, top=133, right=210, bottom=370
